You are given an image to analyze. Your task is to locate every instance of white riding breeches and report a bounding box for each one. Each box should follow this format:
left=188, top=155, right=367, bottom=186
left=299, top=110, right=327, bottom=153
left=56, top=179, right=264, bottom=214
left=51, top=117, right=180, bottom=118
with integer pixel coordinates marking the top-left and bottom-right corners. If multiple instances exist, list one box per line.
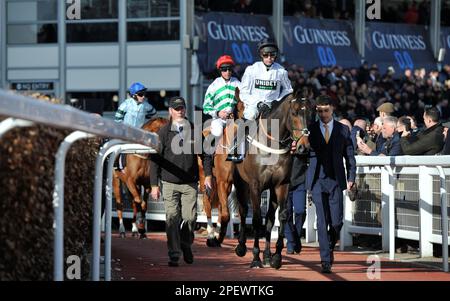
left=210, top=118, right=227, bottom=137
left=243, top=105, right=258, bottom=120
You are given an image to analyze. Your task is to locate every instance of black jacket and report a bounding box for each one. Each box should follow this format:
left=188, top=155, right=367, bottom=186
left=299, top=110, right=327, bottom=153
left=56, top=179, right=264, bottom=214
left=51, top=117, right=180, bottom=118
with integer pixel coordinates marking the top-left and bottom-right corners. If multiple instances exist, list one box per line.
left=442, top=134, right=450, bottom=155
left=400, top=123, right=444, bottom=155
left=290, top=155, right=308, bottom=189
left=306, top=120, right=356, bottom=192
left=150, top=119, right=211, bottom=185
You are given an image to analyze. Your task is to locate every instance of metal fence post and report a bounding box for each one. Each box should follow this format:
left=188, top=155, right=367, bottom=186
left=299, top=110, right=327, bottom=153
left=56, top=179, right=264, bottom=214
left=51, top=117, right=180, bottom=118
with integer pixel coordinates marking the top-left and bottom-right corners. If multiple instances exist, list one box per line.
left=91, top=139, right=124, bottom=281
left=340, top=191, right=353, bottom=251
left=419, top=166, right=434, bottom=257
left=437, top=166, right=449, bottom=272
left=53, top=131, right=95, bottom=281
left=380, top=166, right=390, bottom=252
left=385, top=165, right=396, bottom=260
left=104, top=146, right=122, bottom=281
left=102, top=144, right=156, bottom=281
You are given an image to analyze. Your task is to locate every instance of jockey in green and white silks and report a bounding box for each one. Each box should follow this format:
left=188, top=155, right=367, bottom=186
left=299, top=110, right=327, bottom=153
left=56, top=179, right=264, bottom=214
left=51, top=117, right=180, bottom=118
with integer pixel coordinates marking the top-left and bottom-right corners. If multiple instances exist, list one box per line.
left=203, top=55, right=241, bottom=137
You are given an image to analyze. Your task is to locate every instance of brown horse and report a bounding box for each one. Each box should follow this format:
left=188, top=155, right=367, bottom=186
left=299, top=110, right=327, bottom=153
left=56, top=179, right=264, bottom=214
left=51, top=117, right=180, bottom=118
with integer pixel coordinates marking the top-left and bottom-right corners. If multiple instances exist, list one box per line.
left=198, top=122, right=236, bottom=247
left=233, top=93, right=311, bottom=269
left=113, top=117, right=169, bottom=238
left=198, top=100, right=245, bottom=247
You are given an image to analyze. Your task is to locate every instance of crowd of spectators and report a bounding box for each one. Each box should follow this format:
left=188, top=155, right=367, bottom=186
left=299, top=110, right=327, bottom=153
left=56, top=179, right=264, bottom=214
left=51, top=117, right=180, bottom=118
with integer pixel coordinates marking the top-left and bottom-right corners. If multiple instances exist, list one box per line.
left=282, top=61, right=450, bottom=156
left=285, top=63, right=450, bottom=125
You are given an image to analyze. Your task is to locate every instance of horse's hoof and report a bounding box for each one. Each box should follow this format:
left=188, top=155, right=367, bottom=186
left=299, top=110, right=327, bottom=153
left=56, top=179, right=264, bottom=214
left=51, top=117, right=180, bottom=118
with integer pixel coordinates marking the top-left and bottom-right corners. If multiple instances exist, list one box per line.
left=132, top=232, right=138, bottom=237
left=119, top=232, right=126, bottom=238
left=206, top=238, right=221, bottom=248
left=250, top=260, right=264, bottom=269
left=139, top=233, right=147, bottom=239
left=235, top=244, right=247, bottom=257
left=270, top=254, right=282, bottom=270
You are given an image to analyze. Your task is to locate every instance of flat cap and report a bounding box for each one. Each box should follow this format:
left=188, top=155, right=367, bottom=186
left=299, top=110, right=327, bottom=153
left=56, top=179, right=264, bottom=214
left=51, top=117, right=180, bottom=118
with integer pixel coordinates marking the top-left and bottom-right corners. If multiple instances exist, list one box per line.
left=377, top=102, right=394, bottom=113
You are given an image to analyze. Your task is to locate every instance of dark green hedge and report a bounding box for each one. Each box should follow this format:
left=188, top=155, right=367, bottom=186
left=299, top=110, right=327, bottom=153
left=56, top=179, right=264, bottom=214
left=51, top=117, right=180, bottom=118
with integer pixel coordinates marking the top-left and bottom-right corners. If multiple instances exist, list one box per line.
left=0, top=124, right=99, bottom=280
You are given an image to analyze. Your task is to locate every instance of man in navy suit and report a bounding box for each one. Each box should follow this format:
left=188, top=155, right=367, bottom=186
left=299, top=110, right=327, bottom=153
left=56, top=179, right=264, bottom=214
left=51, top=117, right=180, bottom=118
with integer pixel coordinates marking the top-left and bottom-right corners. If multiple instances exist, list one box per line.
left=306, top=95, right=356, bottom=274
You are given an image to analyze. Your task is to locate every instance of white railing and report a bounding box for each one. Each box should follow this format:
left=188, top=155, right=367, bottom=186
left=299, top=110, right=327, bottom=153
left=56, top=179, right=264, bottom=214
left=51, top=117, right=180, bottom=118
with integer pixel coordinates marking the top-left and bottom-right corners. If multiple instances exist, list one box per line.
left=341, top=155, right=450, bottom=272
left=0, top=89, right=160, bottom=281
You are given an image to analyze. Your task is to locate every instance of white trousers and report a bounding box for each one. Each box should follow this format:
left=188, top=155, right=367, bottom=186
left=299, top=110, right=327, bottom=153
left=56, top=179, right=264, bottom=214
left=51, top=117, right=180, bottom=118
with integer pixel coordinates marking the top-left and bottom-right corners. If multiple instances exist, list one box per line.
left=243, top=105, right=258, bottom=120
left=210, top=117, right=227, bottom=137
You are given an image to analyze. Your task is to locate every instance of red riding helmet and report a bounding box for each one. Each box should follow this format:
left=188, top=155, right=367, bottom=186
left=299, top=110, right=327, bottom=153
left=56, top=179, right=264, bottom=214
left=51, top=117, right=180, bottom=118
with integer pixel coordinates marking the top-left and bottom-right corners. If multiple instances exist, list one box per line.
left=216, top=55, right=235, bottom=69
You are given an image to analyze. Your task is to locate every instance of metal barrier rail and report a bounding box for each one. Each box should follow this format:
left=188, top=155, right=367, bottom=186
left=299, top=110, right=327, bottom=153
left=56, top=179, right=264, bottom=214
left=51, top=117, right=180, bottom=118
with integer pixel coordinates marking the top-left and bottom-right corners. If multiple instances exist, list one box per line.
left=0, top=89, right=160, bottom=280
left=0, top=90, right=158, bottom=147
left=341, top=155, right=450, bottom=272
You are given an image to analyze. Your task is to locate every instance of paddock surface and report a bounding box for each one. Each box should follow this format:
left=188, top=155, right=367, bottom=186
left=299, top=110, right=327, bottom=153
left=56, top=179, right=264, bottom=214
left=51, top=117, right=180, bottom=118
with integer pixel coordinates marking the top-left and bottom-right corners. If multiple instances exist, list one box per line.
left=110, top=232, right=450, bottom=281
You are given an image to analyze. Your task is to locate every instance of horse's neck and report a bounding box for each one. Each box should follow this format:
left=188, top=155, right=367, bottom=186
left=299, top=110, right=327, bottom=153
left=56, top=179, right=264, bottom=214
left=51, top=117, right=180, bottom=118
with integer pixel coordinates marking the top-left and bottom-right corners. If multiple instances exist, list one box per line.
left=264, top=109, right=290, bottom=141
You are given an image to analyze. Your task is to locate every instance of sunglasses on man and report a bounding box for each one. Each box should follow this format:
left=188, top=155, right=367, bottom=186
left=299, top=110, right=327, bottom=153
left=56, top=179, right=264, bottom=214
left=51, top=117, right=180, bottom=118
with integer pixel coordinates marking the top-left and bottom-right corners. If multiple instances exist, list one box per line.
left=261, top=52, right=277, bottom=58
left=136, top=92, right=145, bottom=97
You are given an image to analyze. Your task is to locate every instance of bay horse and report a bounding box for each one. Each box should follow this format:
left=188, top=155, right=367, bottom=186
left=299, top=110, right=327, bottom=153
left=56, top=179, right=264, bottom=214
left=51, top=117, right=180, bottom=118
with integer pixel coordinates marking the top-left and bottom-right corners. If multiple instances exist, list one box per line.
left=113, top=117, right=169, bottom=238
left=233, top=93, right=311, bottom=269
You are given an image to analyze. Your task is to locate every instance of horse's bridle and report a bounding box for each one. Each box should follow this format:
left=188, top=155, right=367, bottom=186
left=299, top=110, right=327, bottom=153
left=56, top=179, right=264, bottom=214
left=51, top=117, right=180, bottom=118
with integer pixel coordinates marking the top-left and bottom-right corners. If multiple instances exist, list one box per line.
left=258, top=97, right=309, bottom=148
left=289, top=99, right=310, bottom=143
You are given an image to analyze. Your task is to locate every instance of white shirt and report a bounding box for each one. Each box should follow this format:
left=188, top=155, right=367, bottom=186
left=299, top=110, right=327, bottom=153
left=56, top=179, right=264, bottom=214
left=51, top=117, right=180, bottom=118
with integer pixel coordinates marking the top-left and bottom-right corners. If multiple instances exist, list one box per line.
left=240, top=61, right=293, bottom=108
left=319, top=119, right=334, bottom=141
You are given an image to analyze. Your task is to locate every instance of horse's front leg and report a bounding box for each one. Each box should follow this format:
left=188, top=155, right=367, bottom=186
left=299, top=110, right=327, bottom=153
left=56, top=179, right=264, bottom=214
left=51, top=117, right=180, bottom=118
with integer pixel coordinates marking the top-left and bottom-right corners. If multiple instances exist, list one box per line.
left=126, top=177, right=145, bottom=210
left=130, top=199, right=138, bottom=237
left=203, top=185, right=220, bottom=248
left=263, top=193, right=277, bottom=267
left=234, top=183, right=248, bottom=257
left=251, top=203, right=264, bottom=268
left=271, top=185, right=289, bottom=269
left=113, top=171, right=126, bottom=238
left=217, top=181, right=232, bottom=244
left=136, top=186, right=148, bottom=239
left=125, top=177, right=142, bottom=237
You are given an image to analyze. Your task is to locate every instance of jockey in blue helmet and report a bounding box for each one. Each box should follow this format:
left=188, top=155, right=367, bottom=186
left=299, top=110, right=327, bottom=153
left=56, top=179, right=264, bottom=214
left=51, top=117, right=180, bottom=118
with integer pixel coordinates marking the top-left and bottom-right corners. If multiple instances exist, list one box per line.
left=114, top=82, right=157, bottom=128
left=114, top=82, right=157, bottom=179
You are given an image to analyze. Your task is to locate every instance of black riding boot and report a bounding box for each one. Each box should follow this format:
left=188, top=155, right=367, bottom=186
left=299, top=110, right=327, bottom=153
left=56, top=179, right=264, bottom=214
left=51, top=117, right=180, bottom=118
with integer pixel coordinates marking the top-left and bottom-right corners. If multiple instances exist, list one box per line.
left=226, top=132, right=244, bottom=163
left=226, top=129, right=245, bottom=163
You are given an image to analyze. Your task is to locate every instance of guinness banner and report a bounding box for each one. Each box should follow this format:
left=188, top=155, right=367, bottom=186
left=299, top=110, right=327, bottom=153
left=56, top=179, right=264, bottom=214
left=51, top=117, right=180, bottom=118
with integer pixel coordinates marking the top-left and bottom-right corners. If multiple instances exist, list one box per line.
left=282, top=17, right=361, bottom=69
left=194, top=12, right=274, bottom=74
left=365, top=22, right=436, bottom=75
left=195, top=13, right=439, bottom=75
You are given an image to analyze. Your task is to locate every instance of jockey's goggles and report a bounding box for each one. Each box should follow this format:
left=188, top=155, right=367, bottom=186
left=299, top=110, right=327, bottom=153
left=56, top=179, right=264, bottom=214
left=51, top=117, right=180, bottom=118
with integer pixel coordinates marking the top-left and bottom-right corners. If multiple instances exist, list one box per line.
left=261, top=52, right=277, bottom=58
left=220, top=66, right=233, bottom=72
left=135, top=91, right=146, bottom=97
